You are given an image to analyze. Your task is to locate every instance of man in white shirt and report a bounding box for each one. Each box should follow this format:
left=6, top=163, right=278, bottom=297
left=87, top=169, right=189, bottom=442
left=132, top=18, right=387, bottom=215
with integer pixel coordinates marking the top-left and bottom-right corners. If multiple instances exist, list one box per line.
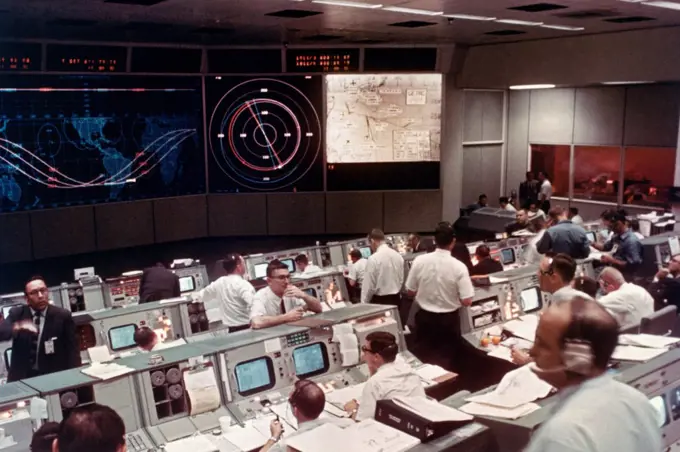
left=294, top=254, right=322, bottom=274
left=406, top=222, right=474, bottom=371
left=250, top=260, right=323, bottom=329
left=568, top=207, right=584, bottom=226
left=343, top=331, right=425, bottom=421
left=361, top=229, right=405, bottom=305
left=500, top=196, right=516, bottom=212
left=194, top=254, right=255, bottom=332
left=524, top=296, right=661, bottom=452
left=597, top=267, right=654, bottom=327
left=538, top=171, right=553, bottom=213
left=347, top=249, right=367, bottom=303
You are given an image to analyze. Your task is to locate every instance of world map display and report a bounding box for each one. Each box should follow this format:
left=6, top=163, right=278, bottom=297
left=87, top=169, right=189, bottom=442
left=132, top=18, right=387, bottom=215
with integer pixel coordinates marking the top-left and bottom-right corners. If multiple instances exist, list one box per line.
left=0, top=75, right=204, bottom=212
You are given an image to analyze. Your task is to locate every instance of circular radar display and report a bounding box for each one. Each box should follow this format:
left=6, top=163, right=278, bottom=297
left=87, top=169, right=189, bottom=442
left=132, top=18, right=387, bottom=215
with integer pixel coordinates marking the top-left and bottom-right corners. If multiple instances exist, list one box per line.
left=209, top=78, right=322, bottom=191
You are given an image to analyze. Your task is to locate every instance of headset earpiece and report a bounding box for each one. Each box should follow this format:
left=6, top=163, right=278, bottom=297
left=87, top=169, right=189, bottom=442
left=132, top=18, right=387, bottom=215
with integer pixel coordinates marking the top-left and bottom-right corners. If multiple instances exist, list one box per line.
left=561, top=299, right=595, bottom=376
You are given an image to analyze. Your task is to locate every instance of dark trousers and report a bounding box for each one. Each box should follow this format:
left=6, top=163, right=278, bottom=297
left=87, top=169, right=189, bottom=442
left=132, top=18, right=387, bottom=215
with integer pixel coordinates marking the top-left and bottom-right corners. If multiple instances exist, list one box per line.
left=414, top=309, right=462, bottom=372
left=229, top=324, right=250, bottom=333
left=540, top=200, right=551, bottom=214
left=371, top=294, right=401, bottom=306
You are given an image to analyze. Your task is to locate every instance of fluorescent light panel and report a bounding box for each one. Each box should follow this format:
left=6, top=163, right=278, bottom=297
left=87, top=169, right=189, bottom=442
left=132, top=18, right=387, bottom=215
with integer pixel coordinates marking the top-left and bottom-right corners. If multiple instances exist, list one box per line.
left=601, top=81, right=654, bottom=85
left=382, top=6, right=443, bottom=15
left=496, top=19, right=543, bottom=26
left=643, top=1, right=680, bottom=10
left=540, top=24, right=585, bottom=30
left=444, top=13, right=496, bottom=21
left=312, top=0, right=382, bottom=8
left=509, top=84, right=556, bottom=90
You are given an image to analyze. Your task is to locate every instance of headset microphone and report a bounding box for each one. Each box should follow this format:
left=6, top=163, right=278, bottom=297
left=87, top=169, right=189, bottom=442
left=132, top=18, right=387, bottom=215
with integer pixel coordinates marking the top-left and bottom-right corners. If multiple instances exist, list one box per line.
left=527, top=361, right=567, bottom=375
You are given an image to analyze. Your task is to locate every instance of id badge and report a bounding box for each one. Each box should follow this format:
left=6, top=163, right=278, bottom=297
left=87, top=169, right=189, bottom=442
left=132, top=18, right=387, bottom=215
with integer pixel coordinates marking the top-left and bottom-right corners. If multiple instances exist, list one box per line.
left=45, top=339, right=55, bottom=355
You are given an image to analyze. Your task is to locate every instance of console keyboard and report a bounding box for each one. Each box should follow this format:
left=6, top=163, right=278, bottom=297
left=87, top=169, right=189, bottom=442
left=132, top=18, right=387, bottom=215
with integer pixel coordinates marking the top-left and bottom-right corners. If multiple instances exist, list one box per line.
left=126, top=433, right=150, bottom=452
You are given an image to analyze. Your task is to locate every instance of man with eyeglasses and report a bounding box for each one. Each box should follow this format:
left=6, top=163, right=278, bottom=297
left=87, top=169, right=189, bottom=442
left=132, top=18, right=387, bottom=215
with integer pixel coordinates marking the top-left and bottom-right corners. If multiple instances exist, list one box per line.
left=0, top=276, right=80, bottom=381
left=596, top=267, right=654, bottom=327
left=250, top=260, right=323, bottom=330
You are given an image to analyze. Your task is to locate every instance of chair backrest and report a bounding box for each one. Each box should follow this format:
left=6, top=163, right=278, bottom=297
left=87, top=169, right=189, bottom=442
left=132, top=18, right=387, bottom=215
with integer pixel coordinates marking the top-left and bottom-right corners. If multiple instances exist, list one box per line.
left=640, top=305, right=678, bottom=336
left=619, top=323, right=640, bottom=335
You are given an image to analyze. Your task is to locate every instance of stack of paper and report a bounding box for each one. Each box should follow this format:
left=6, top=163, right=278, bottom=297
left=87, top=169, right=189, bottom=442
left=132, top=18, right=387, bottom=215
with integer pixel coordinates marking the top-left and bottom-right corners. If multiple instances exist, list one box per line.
left=222, top=425, right=268, bottom=451
left=331, top=324, right=360, bottom=366
left=459, top=402, right=540, bottom=420
left=503, top=316, right=539, bottom=342
left=619, top=334, right=680, bottom=349
left=392, top=397, right=472, bottom=422
left=81, top=362, right=134, bottom=380
left=163, top=434, right=217, bottom=452
left=325, top=383, right=365, bottom=408
left=414, top=364, right=450, bottom=383
left=345, top=419, right=421, bottom=452
left=612, top=345, right=668, bottom=362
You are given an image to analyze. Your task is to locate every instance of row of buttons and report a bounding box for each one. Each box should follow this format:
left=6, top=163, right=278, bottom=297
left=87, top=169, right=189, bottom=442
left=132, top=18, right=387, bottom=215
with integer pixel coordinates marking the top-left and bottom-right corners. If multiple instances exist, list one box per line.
left=286, top=332, right=309, bottom=346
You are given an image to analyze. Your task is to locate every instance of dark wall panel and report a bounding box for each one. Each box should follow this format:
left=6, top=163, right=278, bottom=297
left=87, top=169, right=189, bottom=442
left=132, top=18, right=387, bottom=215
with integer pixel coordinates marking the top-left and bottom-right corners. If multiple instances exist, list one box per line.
left=267, top=194, right=325, bottom=236
left=208, top=194, right=267, bottom=237
left=95, top=202, right=154, bottom=251
left=624, top=85, right=680, bottom=147
left=0, top=213, right=32, bottom=264
left=506, top=90, right=530, bottom=195
left=529, top=88, right=575, bottom=144
left=325, top=192, right=383, bottom=234
left=154, top=196, right=208, bottom=243
left=574, top=87, right=625, bottom=145
left=31, top=207, right=96, bottom=259
left=384, top=191, right=442, bottom=233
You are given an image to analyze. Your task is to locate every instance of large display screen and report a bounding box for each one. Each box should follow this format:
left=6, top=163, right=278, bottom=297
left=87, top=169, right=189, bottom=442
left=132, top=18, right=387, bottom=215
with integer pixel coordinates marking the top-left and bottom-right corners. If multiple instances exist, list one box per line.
left=669, top=236, right=680, bottom=257
left=520, top=287, right=542, bottom=313
left=293, top=342, right=329, bottom=378
left=501, top=248, right=516, bottom=265
left=0, top=75, right=205, bottom=212
left=178, top=276, right=195, bottom=293
left=325, top=74, right=441, bottom=190
left=253, top=262, right=269, bottom=279
left=206, top=76, right=324, bottom=193
left=108, top=324, right=138, bottom=351
left=235, top=357, right=276, bottom=396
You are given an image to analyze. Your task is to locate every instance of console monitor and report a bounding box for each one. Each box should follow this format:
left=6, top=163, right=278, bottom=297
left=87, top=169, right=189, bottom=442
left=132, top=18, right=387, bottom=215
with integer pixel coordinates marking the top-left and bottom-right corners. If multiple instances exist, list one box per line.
left=2, top=305, right=16, bottom=319
left=500, top=248, right=516, bottom=265
left=650, top=394, right=670, bottom=427
left=108, top=324, right=138, bottom=351
left=304, top=288, right=317, bottom=298
left=254, top=263, right=269, bottom=279
left=4, top=348, right=11, bottom=369
left=178, top=276, right=195, bottom=293
left=520, top=287, right=542, bottom=313
left=234, top=357, right=276, bottom=396
left=280, top=259, right=296, bottom=273
left=293, top=343, right=330, bottom=379
left=669, top=236, right=680, bottom=257
left=586, top=231, right=596, bottom=244
left=360, top=247, right=372, bottom=259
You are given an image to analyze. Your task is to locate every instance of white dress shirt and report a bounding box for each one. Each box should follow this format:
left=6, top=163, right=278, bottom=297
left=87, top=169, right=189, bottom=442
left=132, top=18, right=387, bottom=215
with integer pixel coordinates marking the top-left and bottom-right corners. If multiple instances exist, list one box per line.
left=196, top=274, right=255, bottom=327
left=250, top=286, right=306, bottom=320
left=571, top=215, right=584, bottom=226
left=540, top=180, right=553, bottom=201
left=356, top=359, right=426, bottom=421
left=360, top=244, right=404, bottom=303
left=551, top=285, right=592, bottom=304
left=597, top=283, right=654, bottom=327
left=525, top=374, right=661, bottom=452
left=405, top=249, right=474, bottom=313
left=303, top=264, right=323, bottom=274
left=523, top=229, right=546, bottom=265
left=348, top=258, right=368, bottom=285
left=505, top=204, right=517, bottom=212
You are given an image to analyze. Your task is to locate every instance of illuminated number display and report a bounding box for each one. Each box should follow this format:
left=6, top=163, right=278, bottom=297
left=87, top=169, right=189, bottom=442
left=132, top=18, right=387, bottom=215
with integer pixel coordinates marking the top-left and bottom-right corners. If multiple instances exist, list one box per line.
left=47, top=45, right=126, bottom=72
left=286, top=49, right=359, bottom=73
left=0, top=43, right=41, bottom=71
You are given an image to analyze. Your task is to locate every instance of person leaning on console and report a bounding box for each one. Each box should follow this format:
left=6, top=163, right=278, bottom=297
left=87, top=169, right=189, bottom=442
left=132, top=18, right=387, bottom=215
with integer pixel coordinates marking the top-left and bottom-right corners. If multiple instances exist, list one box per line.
left=523, top=297, right=661, bottom=452
left=536, top=207, right=590, bottom=259
left=0, top=276, right=81, bottom=382
left=250, top=260, right=323, bottom=329
left=343, top=331, right=425, bottom=421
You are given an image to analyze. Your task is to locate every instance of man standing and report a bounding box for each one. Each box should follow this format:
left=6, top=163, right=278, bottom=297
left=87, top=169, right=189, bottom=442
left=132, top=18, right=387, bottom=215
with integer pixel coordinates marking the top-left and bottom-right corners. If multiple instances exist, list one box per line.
left=361, top=229, right=404, bottom=305
left=347, top=249, right=367, bottom=303
left=250, top=260, right=323, bottom=329
left=406, top=222, right=474, bottom=370
left=536, top=207, right=590, bottom=259
left=407, top=233, right=434, bottom=253
left=194, top=253, right=255, bottom=332
left=520, top=171, right=539, bottom=208
left=592, top=210, right=643, bottom=279
left=524, top=297, right=661, bottom=452
left=568, top=208, right=584, bottom=226
left=538, top=171, right=553, bottom=213
left=138, top=262, right=180, bottom=303
left=597, top=267, right=654, bottom=327
left=0, top=276, right=80, bottom=381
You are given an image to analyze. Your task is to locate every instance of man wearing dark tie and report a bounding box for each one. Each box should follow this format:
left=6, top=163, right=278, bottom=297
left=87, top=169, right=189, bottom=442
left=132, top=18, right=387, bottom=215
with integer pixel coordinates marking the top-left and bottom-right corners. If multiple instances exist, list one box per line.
left=0, top=276, right=80, bottom=381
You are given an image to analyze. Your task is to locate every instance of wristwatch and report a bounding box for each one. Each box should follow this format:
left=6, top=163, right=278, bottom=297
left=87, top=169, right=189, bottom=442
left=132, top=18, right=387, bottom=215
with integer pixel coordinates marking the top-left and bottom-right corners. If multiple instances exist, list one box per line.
left=269, top=436, right=281, bottom=443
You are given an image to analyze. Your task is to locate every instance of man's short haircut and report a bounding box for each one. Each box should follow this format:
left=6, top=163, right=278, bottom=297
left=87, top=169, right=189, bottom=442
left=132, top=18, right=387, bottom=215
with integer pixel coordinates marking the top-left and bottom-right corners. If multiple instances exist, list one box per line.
left=479, top=194, right=487, bottom=201
left=475, top=245, right=491, bottom=259
left=548, top=206, right=565, bottom=222
left=539, top=171, right=550, bottom=179
left=57, top=403, right=125, bottom=452
left=349, top=249, right=362, bottom=260
left=561, top=296, right=619, bottom=370
left=572, top=276, right=599, bottom=298
left=499, top=196, right=509, bottom=204
left=266, top=259, right=289, bottom=278
left=630, top=219, right=640, bottom=232
left=569, top=207, right=579, bottom=216
left=369, top=229, right=385, bottom=241
left=289, top=379, right=325, bottom=420
left=222, top=253, right=242, bottom=274
left=31, top=421, right=60, bottom=452
left=546, top=253, right=577, bottom=283
left=25, top=275, right=46, bottom=294
left=601, top=209, right=626, bottom=224
left=599, top=266, right=626, bottom=285
left=366, top=331, right=398, bottom=363
left=133, top=327, right=156, bottom=350
left=294, top=254, right=309, bottom=266
left=434, top=222, right=455, bottom=248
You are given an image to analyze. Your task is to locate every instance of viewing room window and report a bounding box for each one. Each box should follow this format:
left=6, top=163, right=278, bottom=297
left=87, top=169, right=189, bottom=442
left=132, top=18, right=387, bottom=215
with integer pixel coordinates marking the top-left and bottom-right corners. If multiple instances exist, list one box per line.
left=573, top=146, right=621, bottom=203
left=623, top=147, right=676, bottom=207
left=530, top=144, right=569, bottom=198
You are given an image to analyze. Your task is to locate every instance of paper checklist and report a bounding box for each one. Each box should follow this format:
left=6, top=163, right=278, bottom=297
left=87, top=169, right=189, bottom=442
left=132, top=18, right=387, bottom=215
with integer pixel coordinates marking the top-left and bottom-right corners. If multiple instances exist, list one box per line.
left=466, top=365, right=553, bottom=409
left=331, top=324, right=360, bottom=367
left=619, top=334, right=680, bottom=349
left=612, top=345, right=668, bottom=362
left=392, top=397, right=472, bottom=422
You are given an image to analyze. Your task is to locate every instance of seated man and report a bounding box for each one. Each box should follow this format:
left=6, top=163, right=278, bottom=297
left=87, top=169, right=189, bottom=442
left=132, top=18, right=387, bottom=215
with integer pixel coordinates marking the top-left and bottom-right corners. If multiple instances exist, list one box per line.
left=52, top=403, right=126, bottom=452
left=597, top=267, right=654, bottom=327
left=471, top=245, right=503, bottom=277
left=31, top=422, right=60, bottom=452
left=250, top=260, right=323, bottom=329
left=524, top=297, right=661, bottom=452
left=294, top=254, right=322, bottom=274
left=536, top=207, right=590, bottom=259
left=572, top=275, right=599, bottom=299
left=260, top=379, right=354, bottom=452
left=500, top=196, right=516, bottom=212
left=344, top=331, right=425, bottom=421
left=506, top=209, right=530, bottom=235
left=134, top=327, right=158, bottom=352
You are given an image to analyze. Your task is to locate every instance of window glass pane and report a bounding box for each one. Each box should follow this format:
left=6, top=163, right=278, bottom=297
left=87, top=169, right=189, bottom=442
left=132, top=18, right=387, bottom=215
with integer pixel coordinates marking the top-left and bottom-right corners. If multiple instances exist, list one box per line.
left=530, top=144, right=569, bottom=197
left=623, top=147, right=676, bottom=207
left=573, top=146, right=621, bottom=203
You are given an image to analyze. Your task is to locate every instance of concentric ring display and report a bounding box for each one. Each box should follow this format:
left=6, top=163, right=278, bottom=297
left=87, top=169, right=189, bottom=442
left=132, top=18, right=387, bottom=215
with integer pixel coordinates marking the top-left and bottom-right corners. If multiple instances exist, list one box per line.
left=208, top=77, right=323, bottom=192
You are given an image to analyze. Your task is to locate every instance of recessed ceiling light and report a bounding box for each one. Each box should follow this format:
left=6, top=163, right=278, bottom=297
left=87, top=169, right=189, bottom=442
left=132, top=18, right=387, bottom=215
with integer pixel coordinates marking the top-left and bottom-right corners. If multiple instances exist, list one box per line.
left=496, top=19, right=543, bottom=26
left=540, top=24, right=585, bottom=30
left=601, top=81, right=654, bottom=85
left=509, top=84, right=556, bottom=90
left=382, top=6, right=443, bottom=16
left=444, top=13, right=496, bottom=21
left=642, top=1, right=680, bottom=10
left=312, top=0, right=382, bottom=8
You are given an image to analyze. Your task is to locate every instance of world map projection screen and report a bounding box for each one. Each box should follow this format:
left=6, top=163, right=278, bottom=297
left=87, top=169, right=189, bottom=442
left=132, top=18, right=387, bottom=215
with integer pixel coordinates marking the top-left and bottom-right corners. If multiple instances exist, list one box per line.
left=0, top=75, right=205, bottom=212
left=206, top=76, right=324, bottom=193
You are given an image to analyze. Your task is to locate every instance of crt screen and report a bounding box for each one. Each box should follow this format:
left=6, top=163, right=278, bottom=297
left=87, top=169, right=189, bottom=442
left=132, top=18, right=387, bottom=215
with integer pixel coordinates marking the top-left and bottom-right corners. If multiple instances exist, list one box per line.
left=500, top=248, right=515, bottom=265
left=254, top=263, right=268, bottom=279
left=178, top=276, right=195, bottom=292
left=360, top=247, right=372, bottom=259
left=586, top=231, right=596, bottom=244
left=235, top=358, right=273, bottom=394
left=280, top=259, right=296, bottom=273
left=304, top=288, right=317, bottom=298
left=293, top=343, right=327, bottom=378
left=108, top=324, right=138, bottom=351
left=520, top=287, right=541, bottom=312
